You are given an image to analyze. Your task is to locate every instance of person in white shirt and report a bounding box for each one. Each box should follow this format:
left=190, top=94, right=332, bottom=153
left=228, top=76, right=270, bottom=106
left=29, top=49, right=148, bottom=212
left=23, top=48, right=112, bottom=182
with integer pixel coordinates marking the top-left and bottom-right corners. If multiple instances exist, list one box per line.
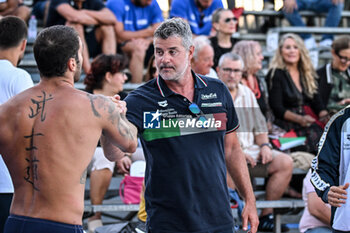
left=0, top=16, right=34, bottom=233
left=217, top=52, right=293, bottom=232
left=299, top=169, right=332, bottom=233
left=191, top=36, right=219, bottom=79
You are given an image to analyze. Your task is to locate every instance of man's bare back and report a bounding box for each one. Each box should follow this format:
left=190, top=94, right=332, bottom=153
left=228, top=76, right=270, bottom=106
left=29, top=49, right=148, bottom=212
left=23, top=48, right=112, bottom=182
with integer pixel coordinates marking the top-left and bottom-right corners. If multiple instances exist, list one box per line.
left=0, top=26, right=137, bottom=228
left=0, top=78, right=137, bottom=225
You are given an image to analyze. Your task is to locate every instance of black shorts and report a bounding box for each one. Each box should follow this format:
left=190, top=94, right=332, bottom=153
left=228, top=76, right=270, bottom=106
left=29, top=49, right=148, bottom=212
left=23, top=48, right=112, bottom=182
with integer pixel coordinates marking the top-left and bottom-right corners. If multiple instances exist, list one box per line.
left=85, top=26, right=102, bottom=58
left=4, top=215, right=84, bottom=233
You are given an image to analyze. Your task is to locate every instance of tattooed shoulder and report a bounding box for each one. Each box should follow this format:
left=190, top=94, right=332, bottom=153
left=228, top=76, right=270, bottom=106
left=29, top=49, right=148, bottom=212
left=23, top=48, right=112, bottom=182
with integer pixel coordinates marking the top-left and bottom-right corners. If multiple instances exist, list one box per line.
left=86, top=94, right=120, bottom=124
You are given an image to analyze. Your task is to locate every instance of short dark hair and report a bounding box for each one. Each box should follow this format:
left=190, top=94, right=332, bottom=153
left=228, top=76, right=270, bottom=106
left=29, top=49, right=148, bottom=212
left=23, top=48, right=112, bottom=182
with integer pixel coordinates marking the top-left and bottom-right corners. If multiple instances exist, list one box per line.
left=34, top=25, right=80, bottom=78
left=84, top=54, right=127, bottom=92
left=332, top=35, right=350, bottom=54
left=0, top=16, right=27, bottom=50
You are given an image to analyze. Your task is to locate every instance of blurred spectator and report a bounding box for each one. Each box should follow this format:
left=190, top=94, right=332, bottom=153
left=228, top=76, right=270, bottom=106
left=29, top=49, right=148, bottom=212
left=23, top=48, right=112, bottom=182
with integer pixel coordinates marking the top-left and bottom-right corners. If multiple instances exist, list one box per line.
left=191, top=35, right=218, bottom=78
left=0, top=16, right=33, bottom=233
left=233, top=40, right=269, bottom=117
left=46, top=0, right=117, bottom=74
left=116, top=149, right=147, bottom=233
left=170, top=0, right=223, bottom=36
left=283, top=0, right=344, bottom=49
left=210, top=8, right=238, bottom=70
left=84, top=54, right=128, bottom=233
left=106, top=0, right=163, bottom=83
left=217, top=52, right=293, bottom=232
left=0, top=0, right=30, bottom=22
left=299, top=169, right=332, bottom=233
left=32, top=0, right=49, bottom=24
left=144, top=54, right=158, bottom=82
left=266, top=33, right=328, bottom=154
left=317, top=35, right=350, bottom=114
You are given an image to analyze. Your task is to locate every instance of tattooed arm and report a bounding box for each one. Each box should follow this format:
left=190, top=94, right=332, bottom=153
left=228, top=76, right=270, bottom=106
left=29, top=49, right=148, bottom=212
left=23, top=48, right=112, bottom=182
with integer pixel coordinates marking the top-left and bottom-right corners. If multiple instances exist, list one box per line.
left=87, top=94, right=138, bottom=157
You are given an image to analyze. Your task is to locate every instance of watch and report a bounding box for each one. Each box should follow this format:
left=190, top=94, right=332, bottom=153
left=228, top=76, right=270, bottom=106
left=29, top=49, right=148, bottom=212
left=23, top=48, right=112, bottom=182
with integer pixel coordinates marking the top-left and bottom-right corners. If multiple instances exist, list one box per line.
left=260, top=142, right=273, bottom=149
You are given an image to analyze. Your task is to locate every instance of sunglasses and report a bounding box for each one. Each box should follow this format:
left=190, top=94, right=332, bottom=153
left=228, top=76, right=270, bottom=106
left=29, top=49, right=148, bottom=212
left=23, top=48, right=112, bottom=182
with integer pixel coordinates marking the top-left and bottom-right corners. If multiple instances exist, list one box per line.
left=336, top=51, right=350, bottom=64
left=188, top=103, right=207, bottom=124
left=222, top=68, right=242, bottom=75
left=224, top=17, right=238, bottom=23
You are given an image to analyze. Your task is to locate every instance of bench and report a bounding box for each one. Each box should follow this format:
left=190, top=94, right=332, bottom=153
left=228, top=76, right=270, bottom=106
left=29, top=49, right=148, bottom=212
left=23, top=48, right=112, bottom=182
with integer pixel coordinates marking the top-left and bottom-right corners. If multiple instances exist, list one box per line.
left=84, top=199, right=305, bottom=233
left=241, top=10, right=350, bottom=32
left=256, top=200, right=304, bottom=233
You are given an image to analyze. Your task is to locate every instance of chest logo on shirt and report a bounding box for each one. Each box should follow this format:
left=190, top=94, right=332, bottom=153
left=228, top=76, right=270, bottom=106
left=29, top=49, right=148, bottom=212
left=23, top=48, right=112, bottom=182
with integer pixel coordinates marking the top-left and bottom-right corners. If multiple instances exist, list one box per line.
left=158, top=100, right=168, bottom=107
left=201, top=93, right=217, bottom=100
left=143, top=110, right=161, bottom=129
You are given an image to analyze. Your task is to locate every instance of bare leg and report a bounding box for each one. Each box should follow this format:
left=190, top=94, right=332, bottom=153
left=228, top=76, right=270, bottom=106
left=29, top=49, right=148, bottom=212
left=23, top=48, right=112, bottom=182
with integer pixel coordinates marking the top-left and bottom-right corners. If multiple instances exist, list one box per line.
left=122, top=39, right=150, bottom=83
left=95, top=25, right=116, bottom=54
left=88, top=168, right=113, bottom=220
left=261, top=153, right=293, bottom=216
left=67, top=22, right=91, bottom=73
left=13, top=5, right=31, bottom=22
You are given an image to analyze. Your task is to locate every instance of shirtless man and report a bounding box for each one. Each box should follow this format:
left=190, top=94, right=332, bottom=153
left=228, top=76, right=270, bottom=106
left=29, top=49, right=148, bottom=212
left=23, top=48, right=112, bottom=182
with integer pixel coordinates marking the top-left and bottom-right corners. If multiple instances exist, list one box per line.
left=0, top=25, right=137, bottom=233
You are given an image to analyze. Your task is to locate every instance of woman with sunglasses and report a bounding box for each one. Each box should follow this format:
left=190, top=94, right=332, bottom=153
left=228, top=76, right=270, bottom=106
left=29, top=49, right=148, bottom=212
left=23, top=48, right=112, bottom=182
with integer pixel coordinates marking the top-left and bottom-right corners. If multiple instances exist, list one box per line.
left=210, top=8, right=238, bottom=69
left=317, top=35, right=350, bottom=115
left=266, top=33, right=328, bottom=154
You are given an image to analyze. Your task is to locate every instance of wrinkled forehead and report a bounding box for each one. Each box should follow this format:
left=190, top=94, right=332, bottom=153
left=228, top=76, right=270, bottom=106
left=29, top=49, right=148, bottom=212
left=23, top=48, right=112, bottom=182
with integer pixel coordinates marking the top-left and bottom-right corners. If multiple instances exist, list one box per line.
left=154, top=36, right=185, bottom=49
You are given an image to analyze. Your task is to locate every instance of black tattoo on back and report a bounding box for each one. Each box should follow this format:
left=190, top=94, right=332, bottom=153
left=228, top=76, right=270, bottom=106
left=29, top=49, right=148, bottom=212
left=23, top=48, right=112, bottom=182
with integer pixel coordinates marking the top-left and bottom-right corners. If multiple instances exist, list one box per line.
left=24, top=128, right=43, bottom=191
left=28, top=91, right=53, bottom=122
left=24, top=90, right=53, bottom=191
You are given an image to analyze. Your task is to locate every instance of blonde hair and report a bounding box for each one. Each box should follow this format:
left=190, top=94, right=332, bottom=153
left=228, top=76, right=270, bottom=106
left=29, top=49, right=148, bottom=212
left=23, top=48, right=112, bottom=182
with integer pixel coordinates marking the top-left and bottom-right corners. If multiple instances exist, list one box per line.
left=269, top=33, right=317, bottom=97
left=232, top=40, right=261, bottom=76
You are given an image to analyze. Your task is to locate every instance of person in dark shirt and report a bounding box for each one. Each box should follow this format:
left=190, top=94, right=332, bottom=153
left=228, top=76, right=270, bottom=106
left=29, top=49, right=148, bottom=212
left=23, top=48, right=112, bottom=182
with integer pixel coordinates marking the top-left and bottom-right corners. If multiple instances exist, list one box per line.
left=317, top=35, right=350, bottom=114
left=266, top=33, right=328, bottom=154
left=125, top=18, right=259, bottom=233
left=210, top=8, right=237, bottom=70
left=46, top=0, right=117, bottom=74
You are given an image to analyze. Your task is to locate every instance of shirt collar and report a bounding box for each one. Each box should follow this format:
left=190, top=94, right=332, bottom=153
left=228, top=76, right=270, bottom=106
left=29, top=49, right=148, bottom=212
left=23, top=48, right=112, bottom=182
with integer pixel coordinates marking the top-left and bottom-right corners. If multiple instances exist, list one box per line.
left=156, top=70, right=208, bottom=97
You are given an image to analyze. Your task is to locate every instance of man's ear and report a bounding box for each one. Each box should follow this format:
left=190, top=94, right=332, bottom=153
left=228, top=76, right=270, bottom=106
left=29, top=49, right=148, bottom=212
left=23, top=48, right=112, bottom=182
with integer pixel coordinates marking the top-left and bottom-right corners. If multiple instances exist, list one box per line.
left=68, top=57, right=76, bottom=71
left=20, top=39, right=27, bottom=53
left=188, top=45, right=195, bottom=60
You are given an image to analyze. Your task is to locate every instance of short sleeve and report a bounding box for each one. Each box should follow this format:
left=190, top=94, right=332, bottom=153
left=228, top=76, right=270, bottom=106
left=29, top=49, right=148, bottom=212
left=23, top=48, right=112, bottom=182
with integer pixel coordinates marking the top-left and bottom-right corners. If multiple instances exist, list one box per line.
left=12, top=71, right=34, bottom=95
left=106, top=0, right=124, bottom=22
left=125, top=91, right=143, bottom=133
left=170, top=0, right=187, bottom=19
left=150, top=0, right=164, bottom=24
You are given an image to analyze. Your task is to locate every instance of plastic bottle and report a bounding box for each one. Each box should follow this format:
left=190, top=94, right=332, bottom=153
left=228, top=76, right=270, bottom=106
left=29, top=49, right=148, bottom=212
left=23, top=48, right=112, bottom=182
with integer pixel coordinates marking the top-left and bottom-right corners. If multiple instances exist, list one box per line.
left=28, top=15, right=37, bottom=42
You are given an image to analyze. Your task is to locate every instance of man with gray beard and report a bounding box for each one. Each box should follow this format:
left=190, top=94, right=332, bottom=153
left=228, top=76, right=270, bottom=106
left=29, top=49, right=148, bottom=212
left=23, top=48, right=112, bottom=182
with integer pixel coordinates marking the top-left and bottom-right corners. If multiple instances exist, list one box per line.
left=125, top=18, right=259, bottom=233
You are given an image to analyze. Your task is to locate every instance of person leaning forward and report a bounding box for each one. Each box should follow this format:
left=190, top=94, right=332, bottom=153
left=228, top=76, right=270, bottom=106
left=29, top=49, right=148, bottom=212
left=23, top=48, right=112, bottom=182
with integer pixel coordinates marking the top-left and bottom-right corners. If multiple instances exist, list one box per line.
left=0, top=25, right=138, bottom=233
left=124, top=18, right=259, bottom=233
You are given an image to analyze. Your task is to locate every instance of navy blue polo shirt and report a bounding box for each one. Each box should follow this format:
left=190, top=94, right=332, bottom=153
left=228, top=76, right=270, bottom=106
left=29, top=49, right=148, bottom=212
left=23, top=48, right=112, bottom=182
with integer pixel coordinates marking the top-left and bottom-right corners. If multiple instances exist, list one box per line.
left=125, top=72, right=239, bottom=233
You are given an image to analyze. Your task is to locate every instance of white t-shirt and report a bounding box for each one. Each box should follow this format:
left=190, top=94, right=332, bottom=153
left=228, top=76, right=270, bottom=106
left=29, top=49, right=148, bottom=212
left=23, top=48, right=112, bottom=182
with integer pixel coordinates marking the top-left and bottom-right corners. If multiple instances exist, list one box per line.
left=0, top=59, right=34, bottom=193
left=299, top=170, right=331, bottom=233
